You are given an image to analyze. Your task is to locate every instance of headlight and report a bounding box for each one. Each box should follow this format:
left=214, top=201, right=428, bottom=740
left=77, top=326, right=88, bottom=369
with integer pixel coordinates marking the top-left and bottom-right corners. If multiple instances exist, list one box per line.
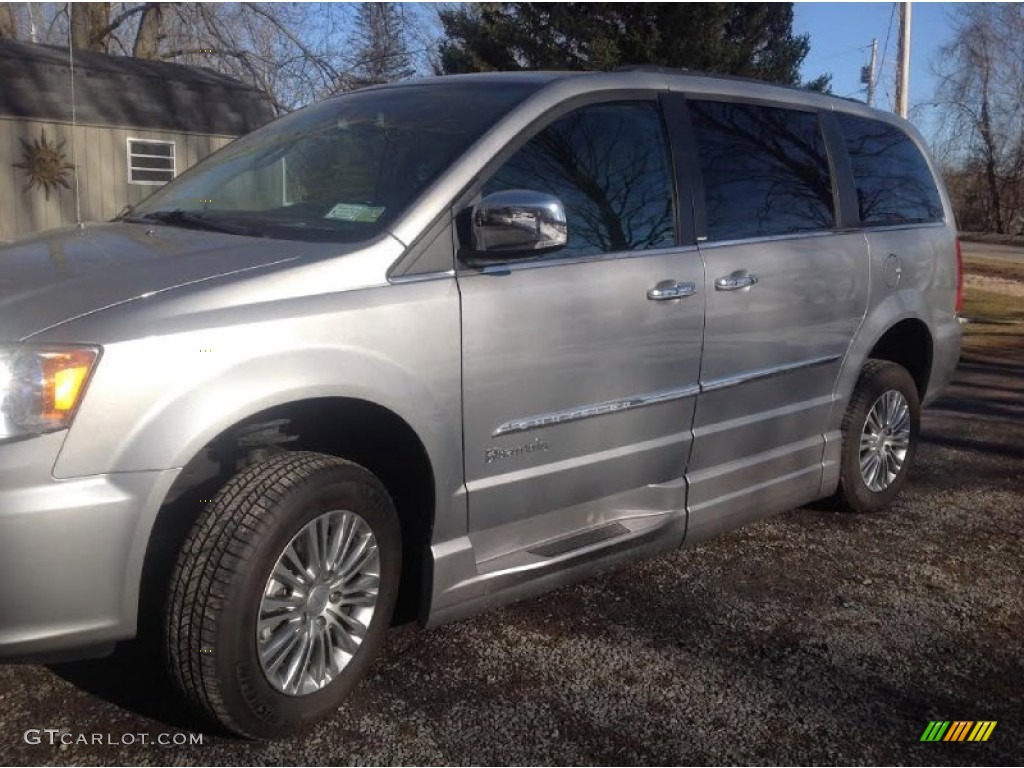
left=0, top=345, right=101, bottom=440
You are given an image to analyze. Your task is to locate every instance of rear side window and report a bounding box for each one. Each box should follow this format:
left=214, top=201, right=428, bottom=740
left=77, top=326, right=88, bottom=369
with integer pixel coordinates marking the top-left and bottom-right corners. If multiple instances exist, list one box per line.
left=690, top=100, right=835, bottom=241
left=483, top=101, right=675, bottom=259
left=837, top=114, right=943, bottom=226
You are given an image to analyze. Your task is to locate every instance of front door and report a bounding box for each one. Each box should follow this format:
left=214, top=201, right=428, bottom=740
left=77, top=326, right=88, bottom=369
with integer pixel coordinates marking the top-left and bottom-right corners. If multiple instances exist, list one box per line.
left=457, top=98, right=705, bottom=564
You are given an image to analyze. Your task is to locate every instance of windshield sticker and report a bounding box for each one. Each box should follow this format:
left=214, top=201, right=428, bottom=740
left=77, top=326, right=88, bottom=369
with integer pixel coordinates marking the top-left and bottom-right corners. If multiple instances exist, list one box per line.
left=324, top=203, right=385, bottom=223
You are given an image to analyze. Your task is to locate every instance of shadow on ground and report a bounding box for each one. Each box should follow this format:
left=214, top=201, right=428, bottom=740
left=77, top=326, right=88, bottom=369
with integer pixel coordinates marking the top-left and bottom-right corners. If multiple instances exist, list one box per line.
left=48, top=642, right=218, bottom=736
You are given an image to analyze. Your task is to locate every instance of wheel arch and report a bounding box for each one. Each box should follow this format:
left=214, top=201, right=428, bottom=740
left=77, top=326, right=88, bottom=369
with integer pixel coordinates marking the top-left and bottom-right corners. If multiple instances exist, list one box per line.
left=832, top=293, right=937, bottom=433
left=135, top=396, right=439, bottom=644
left=866, top=316, right=934, bottom=399
left=822, top=303, right=937, bottom=496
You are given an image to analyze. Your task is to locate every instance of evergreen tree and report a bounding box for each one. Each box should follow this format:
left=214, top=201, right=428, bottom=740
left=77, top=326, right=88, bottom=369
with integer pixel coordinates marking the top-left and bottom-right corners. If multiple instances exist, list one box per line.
left=347, top=2, right=414, bottom=88
left=438, top=3, right=829, bottom=90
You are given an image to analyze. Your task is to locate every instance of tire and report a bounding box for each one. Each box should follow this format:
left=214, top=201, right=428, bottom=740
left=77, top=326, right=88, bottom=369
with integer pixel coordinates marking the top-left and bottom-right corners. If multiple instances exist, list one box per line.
left=833, top=359, right=921, bottom=513
left=165, top=451, right=401, bottom=739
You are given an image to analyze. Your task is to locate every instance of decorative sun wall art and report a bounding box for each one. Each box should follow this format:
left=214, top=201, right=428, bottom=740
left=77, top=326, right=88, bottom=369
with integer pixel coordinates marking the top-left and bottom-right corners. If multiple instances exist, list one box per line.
left=13, top=129, right=76, bottom=201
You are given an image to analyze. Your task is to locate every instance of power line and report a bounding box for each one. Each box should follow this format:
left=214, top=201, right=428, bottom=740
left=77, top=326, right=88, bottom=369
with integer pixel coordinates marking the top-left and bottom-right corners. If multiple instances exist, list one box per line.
left=812, top=42, right=874, bottom=65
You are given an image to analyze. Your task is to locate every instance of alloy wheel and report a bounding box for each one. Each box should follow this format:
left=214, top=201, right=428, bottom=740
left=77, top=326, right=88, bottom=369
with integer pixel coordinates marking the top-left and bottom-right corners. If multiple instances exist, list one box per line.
left=859, top=389, right=912, bottom=492
left=256, top=510, right=380, bottom=696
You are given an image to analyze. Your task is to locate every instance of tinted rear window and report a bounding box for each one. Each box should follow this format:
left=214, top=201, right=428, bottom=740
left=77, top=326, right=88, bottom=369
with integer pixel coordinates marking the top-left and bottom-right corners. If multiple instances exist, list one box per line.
left=690, top=100, right=835, bottom=241
left=837, top=114, right=943, bottom=226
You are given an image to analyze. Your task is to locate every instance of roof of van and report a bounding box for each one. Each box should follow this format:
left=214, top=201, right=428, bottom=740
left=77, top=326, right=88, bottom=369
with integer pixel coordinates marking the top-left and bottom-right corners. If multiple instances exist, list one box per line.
left=389, top=68, right=905, bottom=118
left=0, top=39, right=275, bottom=134
left=367, top=68, right=885, bottom=122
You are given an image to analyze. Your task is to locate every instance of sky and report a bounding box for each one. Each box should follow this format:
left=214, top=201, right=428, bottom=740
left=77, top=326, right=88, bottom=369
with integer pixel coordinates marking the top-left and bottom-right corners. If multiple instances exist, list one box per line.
left=794, top=2, right=959, bottom=139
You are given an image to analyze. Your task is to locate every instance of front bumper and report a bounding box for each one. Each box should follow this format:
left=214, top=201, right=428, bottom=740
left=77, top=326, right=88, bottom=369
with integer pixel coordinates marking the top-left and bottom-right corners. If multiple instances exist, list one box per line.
left=0, top=432, right=178, bottom=660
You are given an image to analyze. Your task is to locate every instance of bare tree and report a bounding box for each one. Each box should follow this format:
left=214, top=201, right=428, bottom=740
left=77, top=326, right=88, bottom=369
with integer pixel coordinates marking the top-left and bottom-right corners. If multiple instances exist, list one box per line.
left=14, top=2, right=161, bottom=54
left=2, top=2, right=72, bottom=45
left=1, top=3, right=438, bottom=113
left=0, top=3, right=16, bottom=39
left=69, top=1, right=111, bottom=51
left=3, top=3, right=349, bottom=112
left=933, top=5, right=1024, bottom=233
left=132, top=2, right=162, bottom=58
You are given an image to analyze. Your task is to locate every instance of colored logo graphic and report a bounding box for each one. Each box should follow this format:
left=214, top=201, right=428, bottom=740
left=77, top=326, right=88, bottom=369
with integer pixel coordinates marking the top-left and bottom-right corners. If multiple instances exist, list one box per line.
left=920, top=721, right=997, bottom=742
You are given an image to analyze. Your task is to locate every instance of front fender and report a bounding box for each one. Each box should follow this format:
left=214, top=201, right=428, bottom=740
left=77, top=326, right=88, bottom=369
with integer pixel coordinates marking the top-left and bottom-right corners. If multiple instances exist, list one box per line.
left=53, top=281, right=463, bottom=492
left=51, top=296, right=464, bottom=641
left=77, top=348, right=448, bottom=474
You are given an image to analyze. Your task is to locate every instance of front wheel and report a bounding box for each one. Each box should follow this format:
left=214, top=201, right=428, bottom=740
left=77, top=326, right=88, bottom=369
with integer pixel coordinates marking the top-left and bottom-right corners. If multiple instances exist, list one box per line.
left=833, top=359, right=921, bottom=513
left=165, top=451, right=401, bottom=738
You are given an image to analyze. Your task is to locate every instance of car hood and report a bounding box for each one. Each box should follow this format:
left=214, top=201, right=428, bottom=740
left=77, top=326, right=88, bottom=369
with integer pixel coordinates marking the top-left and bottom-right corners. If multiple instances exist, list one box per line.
left=0, top=222, right=342, bottom=341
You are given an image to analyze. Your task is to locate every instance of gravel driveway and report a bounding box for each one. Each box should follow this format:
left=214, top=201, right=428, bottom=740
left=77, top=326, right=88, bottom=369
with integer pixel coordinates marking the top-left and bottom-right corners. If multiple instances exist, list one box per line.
left=1, top=340, right=1021, bottom=766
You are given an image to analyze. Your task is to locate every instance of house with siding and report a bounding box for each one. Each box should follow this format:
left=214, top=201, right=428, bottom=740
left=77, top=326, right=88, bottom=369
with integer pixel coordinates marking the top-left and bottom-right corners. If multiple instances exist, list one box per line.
left=0, top=39, right=274, bottom=241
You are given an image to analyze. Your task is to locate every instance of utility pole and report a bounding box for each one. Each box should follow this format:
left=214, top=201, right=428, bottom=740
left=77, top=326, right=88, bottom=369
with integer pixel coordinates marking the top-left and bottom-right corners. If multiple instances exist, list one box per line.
left=861, top=38, right=878, bottom=107
left=895, top=1, right=911, bottom=117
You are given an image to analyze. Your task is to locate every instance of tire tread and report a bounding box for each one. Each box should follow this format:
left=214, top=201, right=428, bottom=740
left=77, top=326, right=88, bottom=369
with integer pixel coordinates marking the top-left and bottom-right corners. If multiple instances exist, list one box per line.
left=165, top=451, right=364, bottom=737
left=834, top=359, right=920, bottom=514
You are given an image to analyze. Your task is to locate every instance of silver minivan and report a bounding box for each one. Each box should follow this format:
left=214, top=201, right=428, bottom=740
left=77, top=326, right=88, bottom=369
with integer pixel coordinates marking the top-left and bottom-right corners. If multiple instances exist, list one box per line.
left=0, top=70, right=962, bottom=737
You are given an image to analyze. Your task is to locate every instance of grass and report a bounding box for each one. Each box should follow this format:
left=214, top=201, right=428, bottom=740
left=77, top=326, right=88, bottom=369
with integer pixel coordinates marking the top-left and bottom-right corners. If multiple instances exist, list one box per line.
left=962, top=255, right=1024, bottom=283
left=961, top=256, right=1024, bottom=354
left=962, top=287, right=1024, bottom=324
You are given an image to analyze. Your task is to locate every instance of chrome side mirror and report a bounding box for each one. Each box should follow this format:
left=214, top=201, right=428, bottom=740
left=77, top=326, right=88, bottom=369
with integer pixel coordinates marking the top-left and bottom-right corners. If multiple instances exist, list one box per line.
left=469, top=190, right=568, bottom=257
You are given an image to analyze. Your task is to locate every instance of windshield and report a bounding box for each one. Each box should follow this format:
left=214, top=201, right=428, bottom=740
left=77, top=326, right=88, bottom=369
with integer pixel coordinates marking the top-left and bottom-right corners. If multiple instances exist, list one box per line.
left=129, top=81, right=540, bottom=243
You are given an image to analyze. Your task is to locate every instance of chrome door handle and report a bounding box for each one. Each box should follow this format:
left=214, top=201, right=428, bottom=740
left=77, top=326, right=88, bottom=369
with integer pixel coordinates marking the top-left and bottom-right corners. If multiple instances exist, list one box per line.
left=647, top=280, right=697, bottom=301
left=715, top=272, right=759, bottom=291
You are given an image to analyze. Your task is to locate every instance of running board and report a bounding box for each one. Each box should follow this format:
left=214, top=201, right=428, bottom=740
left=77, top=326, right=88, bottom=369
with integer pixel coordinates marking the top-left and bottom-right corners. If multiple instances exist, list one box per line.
left=425, top=511, right=686, bottom=628
left=527, top=522, right=629, bottom=558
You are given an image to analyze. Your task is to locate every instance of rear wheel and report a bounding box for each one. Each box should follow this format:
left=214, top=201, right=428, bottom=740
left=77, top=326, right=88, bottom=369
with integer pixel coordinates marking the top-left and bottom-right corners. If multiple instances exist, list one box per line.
left=833, top=359, right=921, bottom=513
left=165, top=451, right=401, bottom=738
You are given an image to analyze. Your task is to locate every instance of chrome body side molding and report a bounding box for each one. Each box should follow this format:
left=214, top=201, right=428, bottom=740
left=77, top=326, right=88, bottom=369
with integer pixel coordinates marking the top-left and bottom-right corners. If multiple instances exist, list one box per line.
left=700, top=354, right=843, bottom=393
left=492, top=383, right=701, bottom=437
left=491, top=355, right=840, bottom=438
